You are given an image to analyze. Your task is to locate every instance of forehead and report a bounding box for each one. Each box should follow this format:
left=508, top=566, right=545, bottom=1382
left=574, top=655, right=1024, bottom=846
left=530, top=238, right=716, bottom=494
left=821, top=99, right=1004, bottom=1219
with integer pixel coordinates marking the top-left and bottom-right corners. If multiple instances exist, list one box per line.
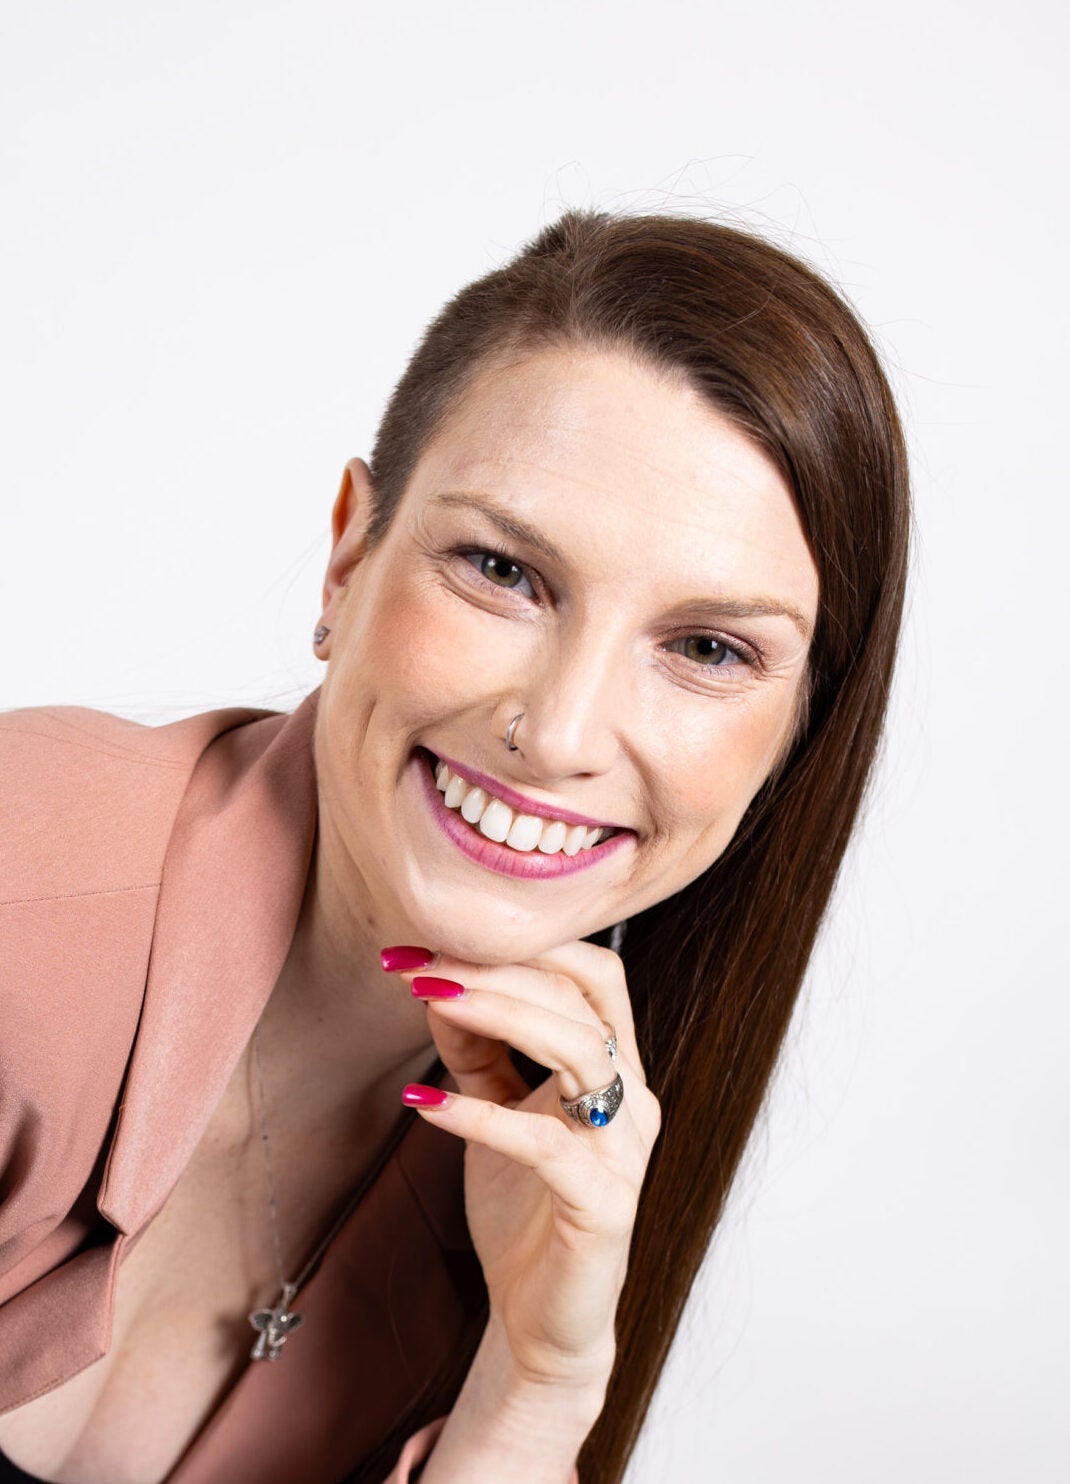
left=407, top=345, right=819, bottom=618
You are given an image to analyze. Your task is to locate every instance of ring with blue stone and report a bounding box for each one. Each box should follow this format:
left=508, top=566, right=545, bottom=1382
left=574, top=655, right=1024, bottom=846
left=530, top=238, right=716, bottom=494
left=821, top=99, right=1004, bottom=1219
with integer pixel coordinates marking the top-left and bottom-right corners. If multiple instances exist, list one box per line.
left=560, top=1070, right=625, bottom=1130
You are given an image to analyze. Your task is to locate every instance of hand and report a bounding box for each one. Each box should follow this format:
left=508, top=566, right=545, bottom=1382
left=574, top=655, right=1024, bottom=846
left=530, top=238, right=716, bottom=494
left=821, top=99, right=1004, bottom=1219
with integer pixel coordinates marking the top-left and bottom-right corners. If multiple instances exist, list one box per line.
left=388, top=940, right=662, bottom=1400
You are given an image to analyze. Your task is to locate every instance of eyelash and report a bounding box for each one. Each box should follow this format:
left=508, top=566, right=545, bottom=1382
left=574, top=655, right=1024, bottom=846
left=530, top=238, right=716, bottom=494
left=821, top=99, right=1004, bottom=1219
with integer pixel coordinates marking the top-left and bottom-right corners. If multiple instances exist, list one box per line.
left=457, top=545, right=540, bottom=600
left=452, top=545, right=762, bottom=676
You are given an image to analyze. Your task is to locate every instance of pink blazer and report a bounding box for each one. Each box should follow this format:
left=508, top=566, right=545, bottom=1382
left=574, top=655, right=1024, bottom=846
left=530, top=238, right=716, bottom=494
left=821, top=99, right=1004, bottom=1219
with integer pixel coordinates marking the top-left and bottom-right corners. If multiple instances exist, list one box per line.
left=0, top=691, right=498, bottom=1481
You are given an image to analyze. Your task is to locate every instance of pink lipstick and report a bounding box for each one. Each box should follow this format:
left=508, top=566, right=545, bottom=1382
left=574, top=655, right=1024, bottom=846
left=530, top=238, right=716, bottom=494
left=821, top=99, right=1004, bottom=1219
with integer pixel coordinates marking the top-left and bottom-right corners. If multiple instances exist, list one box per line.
left=413, top=750, right=632, bottom=881
left=430, top=750, right=624, bottom=830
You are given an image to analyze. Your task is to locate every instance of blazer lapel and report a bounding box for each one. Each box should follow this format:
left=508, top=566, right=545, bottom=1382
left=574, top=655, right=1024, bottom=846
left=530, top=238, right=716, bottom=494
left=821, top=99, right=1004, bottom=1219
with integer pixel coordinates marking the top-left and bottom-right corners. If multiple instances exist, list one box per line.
left=98, top=688, right=321, bottom=1235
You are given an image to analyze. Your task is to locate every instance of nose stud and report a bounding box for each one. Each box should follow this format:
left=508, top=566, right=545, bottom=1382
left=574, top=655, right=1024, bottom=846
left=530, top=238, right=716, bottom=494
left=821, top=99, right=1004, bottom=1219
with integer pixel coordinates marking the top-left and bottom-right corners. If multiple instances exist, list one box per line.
left=505, top=713, right=524, bottom=751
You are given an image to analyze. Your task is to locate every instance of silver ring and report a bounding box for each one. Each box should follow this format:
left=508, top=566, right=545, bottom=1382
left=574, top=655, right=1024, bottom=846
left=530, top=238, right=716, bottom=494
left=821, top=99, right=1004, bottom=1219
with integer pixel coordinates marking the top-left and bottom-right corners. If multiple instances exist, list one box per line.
left=560, top=1073, right=624, bottom=1129
left=505, top=713, right=524, bottom=751
left=559, top=1024, right=622, bottom=1129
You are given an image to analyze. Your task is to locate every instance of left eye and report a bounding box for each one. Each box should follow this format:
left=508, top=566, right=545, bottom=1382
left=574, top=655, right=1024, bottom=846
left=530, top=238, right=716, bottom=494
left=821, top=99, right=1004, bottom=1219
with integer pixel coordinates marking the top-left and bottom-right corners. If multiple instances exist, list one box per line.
left=463, top=550, right=535, bottom=596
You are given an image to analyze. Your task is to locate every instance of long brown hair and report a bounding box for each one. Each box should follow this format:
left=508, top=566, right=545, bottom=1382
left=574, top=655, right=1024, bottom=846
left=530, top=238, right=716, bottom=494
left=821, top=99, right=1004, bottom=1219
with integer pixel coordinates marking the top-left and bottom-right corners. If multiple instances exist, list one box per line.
left=360, top=210, right=911, bottom=1482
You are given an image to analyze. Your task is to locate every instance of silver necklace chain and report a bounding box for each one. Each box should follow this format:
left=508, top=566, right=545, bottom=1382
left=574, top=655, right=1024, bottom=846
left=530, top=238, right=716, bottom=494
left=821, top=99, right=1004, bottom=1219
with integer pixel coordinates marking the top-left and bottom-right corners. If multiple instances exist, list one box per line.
left=246, top=1016, right=418, bottom=1361
left=248, top=1020, right=305, bottom=1361
left=252, top=1020, right=289, bottom=1301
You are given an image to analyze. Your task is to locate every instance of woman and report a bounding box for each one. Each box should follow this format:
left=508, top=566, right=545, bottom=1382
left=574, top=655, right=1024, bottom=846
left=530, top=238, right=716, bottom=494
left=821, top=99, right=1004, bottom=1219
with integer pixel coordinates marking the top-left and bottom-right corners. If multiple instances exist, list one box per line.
left=0, top=209, right=910, bottom=1483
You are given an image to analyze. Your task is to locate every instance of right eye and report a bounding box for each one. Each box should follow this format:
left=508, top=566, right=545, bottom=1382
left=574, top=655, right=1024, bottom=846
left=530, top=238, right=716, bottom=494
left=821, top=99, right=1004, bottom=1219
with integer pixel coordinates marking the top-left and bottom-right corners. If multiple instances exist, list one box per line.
left=460, top=549, right=536, bottom=598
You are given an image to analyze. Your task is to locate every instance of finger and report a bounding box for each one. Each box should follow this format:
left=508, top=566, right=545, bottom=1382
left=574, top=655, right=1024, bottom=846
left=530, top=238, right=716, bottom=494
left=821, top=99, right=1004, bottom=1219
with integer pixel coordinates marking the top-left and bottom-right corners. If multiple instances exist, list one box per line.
left=382, top=944, right=649, bottom=1113
left=395, top=952, right=631, bottom=1072
left=523, top=940, right=644, bottom=1078
left=418, top=986, right=619, bottom=1105
left=401, top=1086, right=641, bottom=1230
left=421, top=985, right=660, bottom=1159
left=381, top=948, right=565, bottom=1103
left=394, top=953, right=604, bottom=1026
left=379, top=938, right=630, bottom=1029
left=393, top=954, right=620, bottom=1071
left=420, top=996, right=532, bottom=1106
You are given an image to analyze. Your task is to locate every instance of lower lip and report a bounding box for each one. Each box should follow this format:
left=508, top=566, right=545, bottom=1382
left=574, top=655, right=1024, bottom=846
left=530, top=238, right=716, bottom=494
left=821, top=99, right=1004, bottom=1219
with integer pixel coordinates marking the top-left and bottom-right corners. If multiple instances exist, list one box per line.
left=413, top=750, right=633, bottom=881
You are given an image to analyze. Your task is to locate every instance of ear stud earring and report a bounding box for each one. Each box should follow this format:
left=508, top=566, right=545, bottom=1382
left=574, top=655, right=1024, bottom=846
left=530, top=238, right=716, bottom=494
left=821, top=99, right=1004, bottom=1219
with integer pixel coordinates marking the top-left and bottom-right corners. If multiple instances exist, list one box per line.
left=313, top=625, right=330, bottom=645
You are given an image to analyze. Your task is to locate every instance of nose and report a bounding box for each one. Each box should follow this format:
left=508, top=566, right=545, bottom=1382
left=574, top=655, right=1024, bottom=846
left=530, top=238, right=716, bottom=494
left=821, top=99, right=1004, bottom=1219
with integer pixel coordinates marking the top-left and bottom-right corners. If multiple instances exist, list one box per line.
left=495, top=628, right=628, bottom=781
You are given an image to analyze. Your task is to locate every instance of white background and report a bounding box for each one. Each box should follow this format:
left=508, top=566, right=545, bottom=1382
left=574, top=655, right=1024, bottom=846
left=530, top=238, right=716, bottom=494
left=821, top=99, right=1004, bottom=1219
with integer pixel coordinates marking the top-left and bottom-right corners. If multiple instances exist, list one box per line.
left=2, top=4, right=1067, bottom=1480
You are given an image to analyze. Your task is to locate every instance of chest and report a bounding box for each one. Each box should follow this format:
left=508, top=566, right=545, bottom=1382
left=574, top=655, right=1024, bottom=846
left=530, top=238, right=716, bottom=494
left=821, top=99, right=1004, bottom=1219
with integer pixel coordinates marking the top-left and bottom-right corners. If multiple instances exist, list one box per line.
left=0, top=1062, right=405, bottom=1484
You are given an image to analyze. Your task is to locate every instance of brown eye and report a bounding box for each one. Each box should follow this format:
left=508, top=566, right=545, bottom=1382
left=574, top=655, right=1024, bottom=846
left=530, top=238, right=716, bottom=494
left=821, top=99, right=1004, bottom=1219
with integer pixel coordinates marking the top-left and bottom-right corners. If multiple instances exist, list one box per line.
left=683, top=636, right=732, bottom=665
left=480, top=554, right=525, bottom=587
left=457, top=547, right=537, bottom=599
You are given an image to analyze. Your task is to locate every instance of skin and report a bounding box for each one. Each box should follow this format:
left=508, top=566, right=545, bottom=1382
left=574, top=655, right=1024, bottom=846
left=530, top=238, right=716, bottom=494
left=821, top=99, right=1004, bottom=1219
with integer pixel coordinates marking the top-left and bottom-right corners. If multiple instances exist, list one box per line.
left=0, top=346, right=820, bottom=1484
left=268, top=344, right=819, bottom=1479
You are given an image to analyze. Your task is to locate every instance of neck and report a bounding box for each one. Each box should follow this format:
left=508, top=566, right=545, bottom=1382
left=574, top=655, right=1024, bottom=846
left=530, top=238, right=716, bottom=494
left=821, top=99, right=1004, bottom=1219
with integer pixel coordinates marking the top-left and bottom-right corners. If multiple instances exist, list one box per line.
left=260, top=816, right=438, bottom=1120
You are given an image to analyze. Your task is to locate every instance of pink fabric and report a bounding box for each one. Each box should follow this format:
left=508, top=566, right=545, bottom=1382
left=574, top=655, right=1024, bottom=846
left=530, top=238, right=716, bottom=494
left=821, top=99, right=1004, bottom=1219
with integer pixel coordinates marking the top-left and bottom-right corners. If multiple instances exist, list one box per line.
left=0, top=694, right=496, bottom=1480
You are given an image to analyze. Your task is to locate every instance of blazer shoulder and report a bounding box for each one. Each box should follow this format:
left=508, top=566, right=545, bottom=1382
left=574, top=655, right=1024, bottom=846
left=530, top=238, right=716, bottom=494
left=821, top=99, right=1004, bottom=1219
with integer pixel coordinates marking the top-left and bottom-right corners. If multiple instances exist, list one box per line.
left=0, top=700, right=271, bottom=905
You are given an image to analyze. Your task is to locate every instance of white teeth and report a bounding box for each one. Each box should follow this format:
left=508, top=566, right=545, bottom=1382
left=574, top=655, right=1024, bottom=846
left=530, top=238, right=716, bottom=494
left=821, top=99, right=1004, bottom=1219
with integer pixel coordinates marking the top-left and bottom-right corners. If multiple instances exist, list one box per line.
left=562, top=824, right=587, bottom=857
left=430, top=758, right=613, bottom=857
left=460, top=785, right=488, bottom=824
left=478, top=798, right=513, bottom=843
left=507, top=813, right=544, bottom=852
left=537, top=820, right=567, bottom=854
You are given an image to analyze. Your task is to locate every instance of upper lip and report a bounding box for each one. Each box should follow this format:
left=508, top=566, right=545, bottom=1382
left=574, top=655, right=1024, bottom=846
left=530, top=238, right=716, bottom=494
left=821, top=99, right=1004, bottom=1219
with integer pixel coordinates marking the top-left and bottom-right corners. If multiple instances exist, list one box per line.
left=426, top=749, right=629, bottom=832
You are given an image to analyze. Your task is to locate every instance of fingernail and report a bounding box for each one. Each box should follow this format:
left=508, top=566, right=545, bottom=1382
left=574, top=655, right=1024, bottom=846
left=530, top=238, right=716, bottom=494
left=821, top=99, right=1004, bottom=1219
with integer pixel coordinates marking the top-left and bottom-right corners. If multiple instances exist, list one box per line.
left=410, top=975, right=467, bottom=1000
left=402, top=1083, right=451, bottom=1109
left=380, top=945, right=435, bottom=973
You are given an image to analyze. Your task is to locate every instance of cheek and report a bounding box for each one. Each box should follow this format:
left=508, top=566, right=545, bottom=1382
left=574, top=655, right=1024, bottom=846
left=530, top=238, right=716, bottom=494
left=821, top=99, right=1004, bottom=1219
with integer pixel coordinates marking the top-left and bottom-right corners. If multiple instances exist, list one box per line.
left=337, top=571, right=522, bottom=725
left=654, top=691, right=798, bottom=855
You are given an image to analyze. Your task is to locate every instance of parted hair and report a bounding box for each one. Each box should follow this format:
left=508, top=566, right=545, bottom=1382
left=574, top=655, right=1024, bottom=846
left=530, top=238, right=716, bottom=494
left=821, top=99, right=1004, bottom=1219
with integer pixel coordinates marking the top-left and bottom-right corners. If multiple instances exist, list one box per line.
left=357, top=210, right=911, bottom=1484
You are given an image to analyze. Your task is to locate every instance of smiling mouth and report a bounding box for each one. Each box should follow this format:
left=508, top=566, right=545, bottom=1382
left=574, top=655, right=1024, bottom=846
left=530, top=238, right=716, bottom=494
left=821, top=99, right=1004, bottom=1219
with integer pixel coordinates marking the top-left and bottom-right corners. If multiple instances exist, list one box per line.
left=418, top=749, right=623, bottom=858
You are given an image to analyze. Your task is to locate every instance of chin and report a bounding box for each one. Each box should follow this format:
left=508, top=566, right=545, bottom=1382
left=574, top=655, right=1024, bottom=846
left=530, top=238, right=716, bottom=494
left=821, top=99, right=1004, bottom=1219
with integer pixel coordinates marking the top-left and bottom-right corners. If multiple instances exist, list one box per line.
left=427, top=913, right=567, bottom=966
left=398, top=890, right=595, bottom=966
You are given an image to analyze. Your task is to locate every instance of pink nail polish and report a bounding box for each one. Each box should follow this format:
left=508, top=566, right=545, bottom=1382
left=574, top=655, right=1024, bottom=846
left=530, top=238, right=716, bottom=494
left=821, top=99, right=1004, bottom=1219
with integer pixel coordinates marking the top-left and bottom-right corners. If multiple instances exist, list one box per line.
left=411, top=975, right=467, bottom=999
left=402, top=1083, right=450, bottom=1108
left=380, top=945, right=434, bottom=973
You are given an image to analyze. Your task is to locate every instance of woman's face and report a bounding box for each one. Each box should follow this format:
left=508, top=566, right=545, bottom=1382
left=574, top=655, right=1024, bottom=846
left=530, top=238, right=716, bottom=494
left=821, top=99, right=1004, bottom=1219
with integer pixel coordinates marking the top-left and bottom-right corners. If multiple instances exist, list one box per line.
left=315, top=346, right=819, bottom=964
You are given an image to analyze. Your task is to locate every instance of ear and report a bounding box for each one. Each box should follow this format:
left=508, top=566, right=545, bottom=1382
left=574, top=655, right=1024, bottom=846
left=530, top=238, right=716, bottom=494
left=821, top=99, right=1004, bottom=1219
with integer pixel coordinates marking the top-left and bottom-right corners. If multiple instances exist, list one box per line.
left=321, top=458, right=376, bottom=620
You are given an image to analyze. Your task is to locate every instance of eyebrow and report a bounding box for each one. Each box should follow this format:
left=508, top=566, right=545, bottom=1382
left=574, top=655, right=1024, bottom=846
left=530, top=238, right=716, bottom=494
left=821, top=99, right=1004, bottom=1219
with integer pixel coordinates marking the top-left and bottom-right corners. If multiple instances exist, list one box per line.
left=432, top=491, right=567, bottom=566
left=665, top=595, right=813, bottom=639
left=430, top=490, right=813, bottom=640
